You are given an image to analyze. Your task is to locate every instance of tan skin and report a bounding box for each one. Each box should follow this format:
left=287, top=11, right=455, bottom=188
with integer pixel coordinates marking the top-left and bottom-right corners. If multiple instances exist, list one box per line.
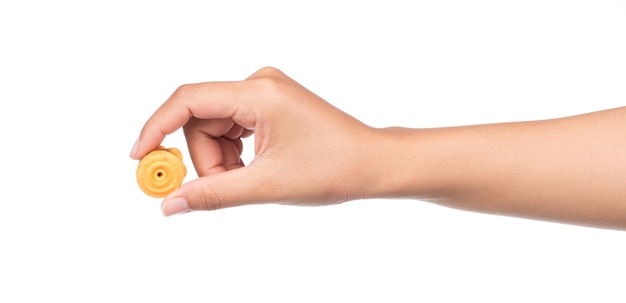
left=131, top=67, right=626, bottom=230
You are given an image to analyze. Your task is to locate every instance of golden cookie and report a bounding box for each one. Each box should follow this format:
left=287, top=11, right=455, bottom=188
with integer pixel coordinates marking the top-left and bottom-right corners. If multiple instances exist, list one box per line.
left=136, top=146, right=187, bottom=198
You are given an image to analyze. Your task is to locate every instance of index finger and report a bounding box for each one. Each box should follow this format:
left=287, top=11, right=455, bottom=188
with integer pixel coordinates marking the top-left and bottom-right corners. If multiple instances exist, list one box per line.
left=130, top=81, right=256, bottom=160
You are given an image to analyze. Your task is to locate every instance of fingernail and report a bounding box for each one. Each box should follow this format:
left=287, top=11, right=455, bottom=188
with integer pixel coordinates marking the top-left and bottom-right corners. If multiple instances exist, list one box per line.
left=162, top=197, right=191, bottom=216
left=130, top=138, right=140, bottom=159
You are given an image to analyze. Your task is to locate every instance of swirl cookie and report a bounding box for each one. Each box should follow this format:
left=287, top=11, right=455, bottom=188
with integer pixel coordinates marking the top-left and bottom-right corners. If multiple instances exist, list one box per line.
left=136, top=146, right=187, bottom=198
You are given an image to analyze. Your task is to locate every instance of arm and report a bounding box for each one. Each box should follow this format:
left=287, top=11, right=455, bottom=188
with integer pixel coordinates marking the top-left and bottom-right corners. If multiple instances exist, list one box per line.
left=130, top=67, right=626, bottom=230
left=372, top=110, right=626, bottom=230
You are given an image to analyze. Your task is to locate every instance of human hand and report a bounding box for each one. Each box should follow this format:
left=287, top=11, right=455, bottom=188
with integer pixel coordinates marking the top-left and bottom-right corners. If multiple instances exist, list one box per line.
left=130, top=67, right=382, bottom=216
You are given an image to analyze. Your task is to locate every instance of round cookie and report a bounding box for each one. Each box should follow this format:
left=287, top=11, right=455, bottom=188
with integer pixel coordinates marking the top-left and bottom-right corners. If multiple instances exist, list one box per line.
left=136, top=146, right=187, bottom=198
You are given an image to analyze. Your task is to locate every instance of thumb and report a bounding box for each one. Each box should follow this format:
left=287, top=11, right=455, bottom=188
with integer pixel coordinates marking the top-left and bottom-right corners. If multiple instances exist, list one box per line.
left=161, top=168, right=267, bottom=216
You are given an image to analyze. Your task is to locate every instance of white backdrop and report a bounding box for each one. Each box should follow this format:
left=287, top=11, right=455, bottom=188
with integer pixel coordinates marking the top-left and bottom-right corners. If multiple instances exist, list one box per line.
left=1, top=1, right=625, bottom=302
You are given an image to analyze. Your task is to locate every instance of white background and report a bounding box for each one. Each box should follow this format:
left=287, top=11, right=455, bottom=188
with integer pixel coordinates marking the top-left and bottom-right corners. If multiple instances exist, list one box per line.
left=1, top=0, right=625, bottom=302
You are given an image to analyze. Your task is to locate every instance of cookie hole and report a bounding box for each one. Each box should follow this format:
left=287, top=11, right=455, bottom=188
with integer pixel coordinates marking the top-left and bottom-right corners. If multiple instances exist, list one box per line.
left=157, top=172, right=163, bottom=177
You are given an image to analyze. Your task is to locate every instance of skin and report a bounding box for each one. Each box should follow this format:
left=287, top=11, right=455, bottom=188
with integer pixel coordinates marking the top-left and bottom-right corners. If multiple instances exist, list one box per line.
left=130, top=67, right=626, bottom=230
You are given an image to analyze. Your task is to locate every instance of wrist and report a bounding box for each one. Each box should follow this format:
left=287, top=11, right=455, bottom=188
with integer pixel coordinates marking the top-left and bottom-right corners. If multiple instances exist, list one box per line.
left=362, top=127, right=453, bottom=201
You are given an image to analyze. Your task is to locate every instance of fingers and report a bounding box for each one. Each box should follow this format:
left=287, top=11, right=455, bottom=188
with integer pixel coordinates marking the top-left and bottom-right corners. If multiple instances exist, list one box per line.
left=130, top=81, right=255, bottom=160
left=187, top=136, right=243, bottom=177
left=223, top=124, right=244, bottom=139
left=184, top=117, right=245, bottom=176
left=130, top=67, right=292, bottom=160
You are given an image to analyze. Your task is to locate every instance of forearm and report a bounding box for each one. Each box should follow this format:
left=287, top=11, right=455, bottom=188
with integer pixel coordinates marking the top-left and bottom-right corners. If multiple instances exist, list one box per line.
left=371, top=107, right=626, bottom=230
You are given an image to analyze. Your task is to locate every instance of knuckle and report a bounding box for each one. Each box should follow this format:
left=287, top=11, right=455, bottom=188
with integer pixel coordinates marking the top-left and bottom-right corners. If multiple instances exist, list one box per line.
left=255, top=66, right=283, bottom=77
left=199, top=184, right=224, bottom=211
left=251, top=71, right=289, bottom=93
left=253, top=77, right=282, bottom=95
left=170, top=83, right=194, bottom=102
left=248, top=66, right=286, bottom=88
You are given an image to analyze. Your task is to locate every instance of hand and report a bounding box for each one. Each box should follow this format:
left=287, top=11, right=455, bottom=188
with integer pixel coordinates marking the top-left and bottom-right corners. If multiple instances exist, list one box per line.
left=131, top=67, right=380, bottom=216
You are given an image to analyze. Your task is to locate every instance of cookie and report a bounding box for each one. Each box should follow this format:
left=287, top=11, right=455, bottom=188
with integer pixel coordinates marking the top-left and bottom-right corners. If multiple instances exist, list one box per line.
left=136, top=146, right=187, bottom=198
